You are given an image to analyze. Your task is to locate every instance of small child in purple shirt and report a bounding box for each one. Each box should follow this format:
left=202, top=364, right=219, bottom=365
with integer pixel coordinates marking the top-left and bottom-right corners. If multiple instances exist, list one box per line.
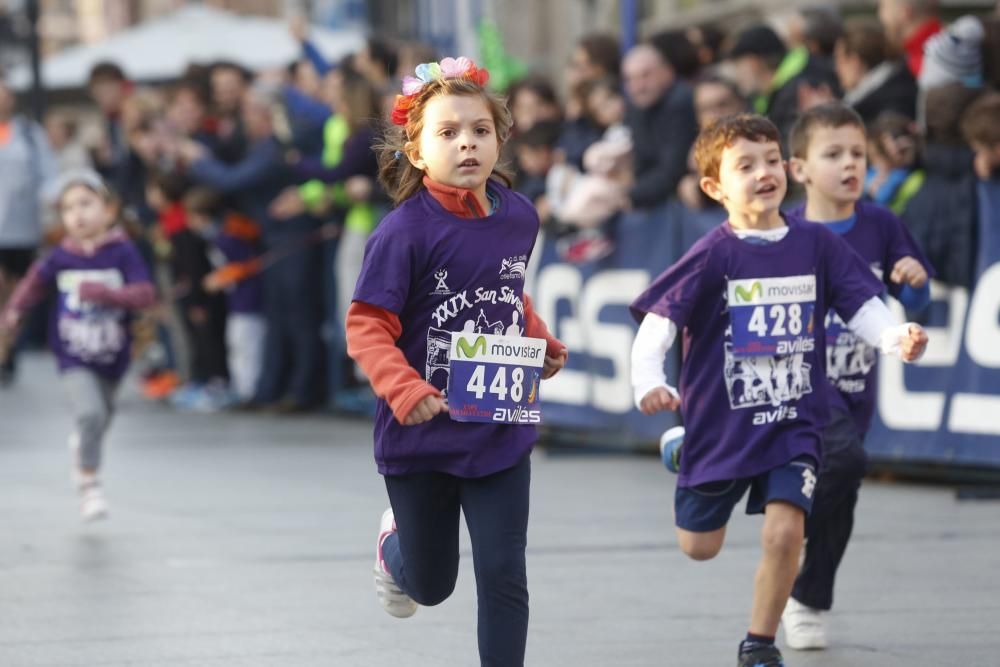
left=0, top=170, right=155, bottom=521
left=629, top=115, right=928, bottom=667
left=782, top=103, right=934, bottom=650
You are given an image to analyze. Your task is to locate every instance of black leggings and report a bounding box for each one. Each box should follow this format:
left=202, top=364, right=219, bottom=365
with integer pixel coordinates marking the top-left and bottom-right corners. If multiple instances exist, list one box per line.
left=382, top=455, right=531, bottom=667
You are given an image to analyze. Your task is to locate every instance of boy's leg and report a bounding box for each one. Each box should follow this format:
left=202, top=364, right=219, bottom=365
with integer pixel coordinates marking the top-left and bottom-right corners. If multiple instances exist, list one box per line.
left=383, top=471, right=462, bottom=606
left=674, top=479, right=747, bottom=561
left=750, top=500, right=806, bottom=636
left=792, top=411, right=867, bottom=610
left=460, top=455, right=531, bottom=667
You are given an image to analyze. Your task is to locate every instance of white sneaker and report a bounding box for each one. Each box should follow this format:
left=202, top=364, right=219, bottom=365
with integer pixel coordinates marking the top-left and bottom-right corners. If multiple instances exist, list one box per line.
left=782, top=596, right=827, bottom=650
left=374, top=508, right=417, bottom=618
left=79, top=482, right=109, bottom=522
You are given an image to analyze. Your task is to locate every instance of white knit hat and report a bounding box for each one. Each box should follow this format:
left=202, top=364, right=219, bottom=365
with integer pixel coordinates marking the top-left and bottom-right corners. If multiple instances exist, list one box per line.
left=919, top=16, right=985, bottom=90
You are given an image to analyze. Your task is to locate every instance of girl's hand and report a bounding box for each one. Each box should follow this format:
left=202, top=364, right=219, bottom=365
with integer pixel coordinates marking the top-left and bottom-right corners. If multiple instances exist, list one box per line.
left=900, top=323, right=928, bottom=362
left=890, top=256, right=928, bottom=288
left=404, top=395, right=449, bottom=425
left=639, top=386, right=680, bottom=415
left=542, top=348, right=568, bottom=379
left=78, top=281, right=111, bottom=304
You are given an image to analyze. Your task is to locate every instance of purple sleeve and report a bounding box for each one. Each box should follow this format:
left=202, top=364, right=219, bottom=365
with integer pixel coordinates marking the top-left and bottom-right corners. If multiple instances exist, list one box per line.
left=351, top=218, right=416, bottom=315
left=4, top=257, right=55, bottom=316
left=821, top=226, right=885, bottom=322
left=629, top=235, right=715, bottom=328
left=80, top=242, right=156, bottom=310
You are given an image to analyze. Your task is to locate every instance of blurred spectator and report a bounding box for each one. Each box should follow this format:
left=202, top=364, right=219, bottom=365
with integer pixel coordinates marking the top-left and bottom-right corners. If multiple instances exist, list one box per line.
left=208, top=61, right=251, bottom=164
left=183, top=81, right=325, bottom=411
left=677, top=74, right=748, bottom=209
left=508, top=76, right=563, bottom=135
left=961, top=91, right=1000, bottom=180
left=918, top=16, right=985, bottom=90
left=836, top=18, right=918, bottom=124
left=865, top=111, right=922, bottom=211
left=983, top=16, right=1000, bottom=89
left=790, top=7, right=844, bottom=62
left=44, top=113, right=90, bottom=174
left=515, top=120, right=562, bottom=207
left=901, top=83, right=983, bottom=288
left=0, top=77, right=58, bottom=385
left=185, top=187, right=264, bottom=405
left=560, top=33, right=620, bottom=169
left=727, top=24, right=840, bottom=143
left=878, top=0, right=942, bottom=77
left=622, top=43, right=698, bottom=209
left=649, top=29, right=702, bottom=80
left=686, top=24, right=726, bottom=68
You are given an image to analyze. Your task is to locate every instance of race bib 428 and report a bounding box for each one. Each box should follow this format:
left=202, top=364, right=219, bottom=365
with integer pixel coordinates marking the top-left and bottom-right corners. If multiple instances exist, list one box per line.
left=447, top=332, right=545, bottom=424
left=728, top=275, right=817, bottom=356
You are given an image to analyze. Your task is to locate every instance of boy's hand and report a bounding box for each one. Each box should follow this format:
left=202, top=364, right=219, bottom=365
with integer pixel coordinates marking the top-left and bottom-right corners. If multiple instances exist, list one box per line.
left=899, top=323, right=928, bottom=362
left=890, top=256, right=928, bottom=288
left=639, top=386, right=680, bottom=415
left=403, top=395, right=449, bottom=425
left=542, top=348, right=568, bottom=379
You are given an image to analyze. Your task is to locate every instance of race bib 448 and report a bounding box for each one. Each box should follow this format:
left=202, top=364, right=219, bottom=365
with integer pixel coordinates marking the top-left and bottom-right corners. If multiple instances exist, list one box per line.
left=447, top=332, right=545, bottom=424
left=728, top=275, right=817, bottom=356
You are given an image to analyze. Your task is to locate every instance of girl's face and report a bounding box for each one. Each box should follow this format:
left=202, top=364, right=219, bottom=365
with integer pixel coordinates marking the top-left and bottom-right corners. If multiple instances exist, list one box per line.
left=588, top=86, right=625, bottom=128
left=60, top=186, right=114, bottom=242
left=408, top=94, right=500, bottom=195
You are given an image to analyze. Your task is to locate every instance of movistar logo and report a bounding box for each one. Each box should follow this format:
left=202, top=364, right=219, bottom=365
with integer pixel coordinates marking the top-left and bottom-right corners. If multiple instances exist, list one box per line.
left=455, top=335, right=487, bottom=359
left=734, top=281, right=763, bottom=303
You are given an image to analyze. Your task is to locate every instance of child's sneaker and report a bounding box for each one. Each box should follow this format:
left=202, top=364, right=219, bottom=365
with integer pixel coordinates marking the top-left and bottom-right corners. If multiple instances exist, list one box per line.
left=782, top=596, right=828, bottom=650
left=79, top=481, right=108, bottom=522
left=738, top=643, right=785, bottom=666
left=374, top=508, right=417, bottom=618
left=659, top=425, right=684, bottom=473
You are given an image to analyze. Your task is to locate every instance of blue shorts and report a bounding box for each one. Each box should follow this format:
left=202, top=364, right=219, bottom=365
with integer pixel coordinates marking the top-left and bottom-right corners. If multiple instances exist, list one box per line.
left=675, top=457, right=818, bottom=532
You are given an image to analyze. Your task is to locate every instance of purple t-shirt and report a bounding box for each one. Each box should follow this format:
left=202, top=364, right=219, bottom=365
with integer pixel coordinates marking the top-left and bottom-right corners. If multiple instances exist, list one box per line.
left=36, top=238, right=151, bottom=380
left=631, top=217, right=884, bottom=487
left=353, top=184, right=540, bottom=478
left=789, top=201, right=934, bottom=433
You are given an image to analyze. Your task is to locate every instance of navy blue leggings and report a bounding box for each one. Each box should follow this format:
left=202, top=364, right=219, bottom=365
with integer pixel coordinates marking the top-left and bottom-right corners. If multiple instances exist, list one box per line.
left=792, top=409, right=868, bottom=610
left=382, top=455, right=531, bottom=667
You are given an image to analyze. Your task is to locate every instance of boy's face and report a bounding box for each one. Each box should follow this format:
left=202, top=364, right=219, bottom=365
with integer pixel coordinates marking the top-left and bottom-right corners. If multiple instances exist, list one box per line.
left=790, top=124, right=867, bottom=206
left=701, top=138, right=786, bottom=216
left=694, top=83, right=744, bottom=129
left=732, top=56, right=771, bottom=97
left=971, top=141, right=1000, bottom=180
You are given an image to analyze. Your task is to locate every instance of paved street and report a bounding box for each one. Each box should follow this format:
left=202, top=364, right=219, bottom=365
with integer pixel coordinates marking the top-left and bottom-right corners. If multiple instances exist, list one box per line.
left=2, top=353, right=999, bottom=666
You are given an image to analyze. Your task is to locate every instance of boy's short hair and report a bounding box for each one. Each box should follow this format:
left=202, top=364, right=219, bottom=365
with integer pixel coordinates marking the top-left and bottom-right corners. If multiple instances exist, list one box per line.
left=788, top=102, right=866, bottom=159
left=960, top=91, right=1000, bottom=147
left=183, top=187, right=224, bottom=218
left=694, top=113, right=781, bottom=180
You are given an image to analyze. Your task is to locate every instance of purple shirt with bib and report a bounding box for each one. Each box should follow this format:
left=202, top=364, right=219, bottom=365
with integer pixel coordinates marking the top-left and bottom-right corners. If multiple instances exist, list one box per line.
left=631, top=218, right=884, bottom=487
left=353, top=184, right=540, bottom=478
left=35, top=238, right=151, bottom=380
left=789, top=201, right=933, bottom=433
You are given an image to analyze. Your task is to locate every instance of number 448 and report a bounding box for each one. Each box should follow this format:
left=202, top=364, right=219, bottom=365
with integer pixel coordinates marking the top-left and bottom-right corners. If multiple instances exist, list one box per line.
left=467, top=365, right=526, bottom=402
left=747, top=303, right=804, bottom=337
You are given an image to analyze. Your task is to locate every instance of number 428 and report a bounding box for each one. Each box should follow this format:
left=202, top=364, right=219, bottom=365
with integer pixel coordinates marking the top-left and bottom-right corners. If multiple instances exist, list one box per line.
left=747, top=303, right=804, bottom=337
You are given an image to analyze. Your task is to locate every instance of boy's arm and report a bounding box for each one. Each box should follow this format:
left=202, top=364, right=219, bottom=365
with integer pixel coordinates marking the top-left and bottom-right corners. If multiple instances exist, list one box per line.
left=346, top=301, right=442, bottom=423
left=630, top=312, right=681, bottom=410
left=846, top=296, right=927, bottom=362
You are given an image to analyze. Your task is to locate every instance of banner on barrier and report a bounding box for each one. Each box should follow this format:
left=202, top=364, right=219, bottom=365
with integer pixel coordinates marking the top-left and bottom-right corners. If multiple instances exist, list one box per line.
left=535, top=186, right=1000, bottom=468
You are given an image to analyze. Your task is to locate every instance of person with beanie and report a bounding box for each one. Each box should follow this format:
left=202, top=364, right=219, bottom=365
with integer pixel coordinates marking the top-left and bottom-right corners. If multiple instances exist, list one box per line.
left=918, top=15, right=986, bottom=90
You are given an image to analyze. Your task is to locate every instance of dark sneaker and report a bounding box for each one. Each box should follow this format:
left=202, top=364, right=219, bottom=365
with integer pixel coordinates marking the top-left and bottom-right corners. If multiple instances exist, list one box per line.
left=738, top=644, right=785, bottom=667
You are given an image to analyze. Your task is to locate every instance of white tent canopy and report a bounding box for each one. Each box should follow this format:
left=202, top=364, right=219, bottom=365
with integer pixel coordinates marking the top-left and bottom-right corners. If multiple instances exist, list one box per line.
left=8, top=5, right=366, bottom=90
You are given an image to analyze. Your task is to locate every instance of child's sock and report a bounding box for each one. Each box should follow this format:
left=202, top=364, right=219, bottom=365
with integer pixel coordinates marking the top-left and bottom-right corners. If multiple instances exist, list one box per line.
left=740, top=632, right=775, bottom=653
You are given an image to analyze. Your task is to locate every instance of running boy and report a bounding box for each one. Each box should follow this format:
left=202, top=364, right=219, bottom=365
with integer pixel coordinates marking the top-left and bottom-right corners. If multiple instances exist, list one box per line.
left=345, top=57, right=566, bottom=666
left=629, top=114, right=927, bottom=667
left=0, top=170, right=155, bottom=520
left=783, top=102, right=933, bottom=649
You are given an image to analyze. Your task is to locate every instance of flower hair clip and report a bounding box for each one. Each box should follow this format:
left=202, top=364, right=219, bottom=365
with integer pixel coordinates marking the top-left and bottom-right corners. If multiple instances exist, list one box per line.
left=391, top=56, right=490, bottom=126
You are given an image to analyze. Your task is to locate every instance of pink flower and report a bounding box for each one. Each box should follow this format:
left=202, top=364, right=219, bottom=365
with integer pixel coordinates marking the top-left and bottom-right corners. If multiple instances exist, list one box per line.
left=401, top=76, right=424, bottom=96
left=439, top=56, right=473, bottom=78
